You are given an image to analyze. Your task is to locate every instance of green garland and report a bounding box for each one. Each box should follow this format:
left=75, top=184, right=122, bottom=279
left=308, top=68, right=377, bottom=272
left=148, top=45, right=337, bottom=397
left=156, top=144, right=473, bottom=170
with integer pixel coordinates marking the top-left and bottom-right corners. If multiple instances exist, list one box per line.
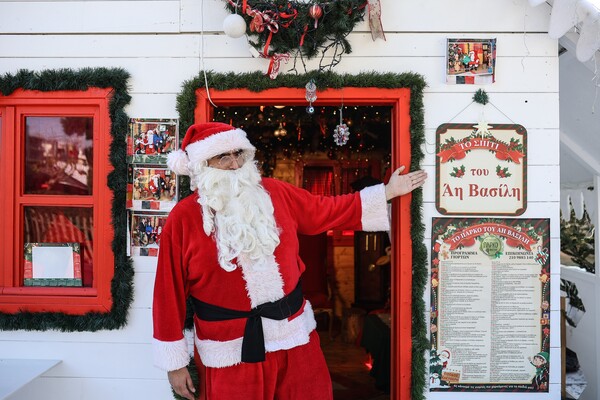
left=176, top=70, right=428, bottom=399
left=0, top=68, right=133, bottom=331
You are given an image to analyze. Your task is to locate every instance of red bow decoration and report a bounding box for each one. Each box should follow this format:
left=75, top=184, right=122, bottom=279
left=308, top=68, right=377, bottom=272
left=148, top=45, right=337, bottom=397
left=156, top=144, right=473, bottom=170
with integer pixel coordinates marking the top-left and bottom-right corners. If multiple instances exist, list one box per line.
left=267, top=52, right=290, bottom=79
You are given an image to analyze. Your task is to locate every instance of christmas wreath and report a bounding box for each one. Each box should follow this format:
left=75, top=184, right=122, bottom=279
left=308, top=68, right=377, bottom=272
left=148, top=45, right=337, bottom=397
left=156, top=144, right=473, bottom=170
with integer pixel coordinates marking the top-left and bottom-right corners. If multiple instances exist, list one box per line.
left=223, top=0, right=385, bottom=75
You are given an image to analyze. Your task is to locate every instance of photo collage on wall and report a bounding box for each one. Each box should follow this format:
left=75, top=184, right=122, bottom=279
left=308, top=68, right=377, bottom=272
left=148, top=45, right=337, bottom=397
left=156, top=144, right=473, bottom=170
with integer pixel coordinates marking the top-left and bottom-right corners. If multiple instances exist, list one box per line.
left=126, top=119, right=179, bottom=257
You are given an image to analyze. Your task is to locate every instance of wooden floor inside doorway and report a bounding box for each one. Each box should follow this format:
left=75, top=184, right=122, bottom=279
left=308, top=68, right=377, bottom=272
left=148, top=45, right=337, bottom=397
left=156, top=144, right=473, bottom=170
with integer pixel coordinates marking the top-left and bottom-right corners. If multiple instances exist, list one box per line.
left=318, top=329, right=389, bottom=400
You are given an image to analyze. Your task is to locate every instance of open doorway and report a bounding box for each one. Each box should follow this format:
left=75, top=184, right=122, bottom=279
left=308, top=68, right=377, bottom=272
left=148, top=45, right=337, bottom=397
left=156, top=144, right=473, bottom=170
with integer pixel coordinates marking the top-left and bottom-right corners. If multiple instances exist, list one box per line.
left=212, top=104, right=392, bottom=399
left=194, top=85, right=416, bottom=399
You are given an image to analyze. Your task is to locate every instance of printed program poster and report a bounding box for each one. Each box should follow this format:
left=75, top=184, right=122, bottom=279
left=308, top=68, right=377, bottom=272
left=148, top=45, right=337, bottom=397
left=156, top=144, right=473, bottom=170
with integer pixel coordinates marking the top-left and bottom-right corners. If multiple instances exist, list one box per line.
left=430, top=218, right=550, bottom=392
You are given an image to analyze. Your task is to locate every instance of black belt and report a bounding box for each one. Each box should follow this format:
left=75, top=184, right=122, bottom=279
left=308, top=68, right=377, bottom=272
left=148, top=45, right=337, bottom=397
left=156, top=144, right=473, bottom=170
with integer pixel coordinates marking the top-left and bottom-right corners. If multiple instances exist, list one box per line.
left=191, top=281, right=304, bottom=363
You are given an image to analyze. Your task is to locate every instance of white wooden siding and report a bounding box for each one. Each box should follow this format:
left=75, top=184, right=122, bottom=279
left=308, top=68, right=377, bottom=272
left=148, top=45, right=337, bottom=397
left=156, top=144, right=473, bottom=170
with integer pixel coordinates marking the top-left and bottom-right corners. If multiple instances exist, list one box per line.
left=0, top=0, right=561, bottom=399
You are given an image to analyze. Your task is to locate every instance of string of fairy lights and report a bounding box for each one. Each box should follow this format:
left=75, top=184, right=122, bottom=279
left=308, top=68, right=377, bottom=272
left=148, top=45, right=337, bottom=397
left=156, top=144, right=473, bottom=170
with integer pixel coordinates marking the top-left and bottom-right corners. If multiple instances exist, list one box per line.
left=211, top=105, right=393, bottom=176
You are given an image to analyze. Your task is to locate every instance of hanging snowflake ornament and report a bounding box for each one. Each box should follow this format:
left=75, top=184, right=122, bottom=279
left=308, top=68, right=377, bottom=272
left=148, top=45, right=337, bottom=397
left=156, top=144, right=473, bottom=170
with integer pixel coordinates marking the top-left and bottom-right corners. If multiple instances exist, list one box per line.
left=333, top=106, right=350, bottom=146
left=305, top=79, right=317, bottom=114
left=333, top=124, right=350, bottom=146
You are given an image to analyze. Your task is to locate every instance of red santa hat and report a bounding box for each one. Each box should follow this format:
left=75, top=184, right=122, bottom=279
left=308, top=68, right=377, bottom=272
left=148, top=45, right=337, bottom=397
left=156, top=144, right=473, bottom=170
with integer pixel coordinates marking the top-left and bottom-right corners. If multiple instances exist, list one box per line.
left=167, top=122, right=255, bottom=176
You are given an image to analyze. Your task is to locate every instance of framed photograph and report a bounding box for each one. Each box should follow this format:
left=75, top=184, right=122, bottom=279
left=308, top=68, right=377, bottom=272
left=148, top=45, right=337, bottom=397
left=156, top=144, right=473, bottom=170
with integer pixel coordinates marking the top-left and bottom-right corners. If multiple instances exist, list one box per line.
left=430, top=218, right=550, bottom=392
left=131, top=167, right=177, bottom=211
left=446, top=38, right=496, bottom=85
left=24, top=242, right=82, bottom=286
left=127, top=118, right=178, bottom=164
left=130, top=212, right=168, bottom=257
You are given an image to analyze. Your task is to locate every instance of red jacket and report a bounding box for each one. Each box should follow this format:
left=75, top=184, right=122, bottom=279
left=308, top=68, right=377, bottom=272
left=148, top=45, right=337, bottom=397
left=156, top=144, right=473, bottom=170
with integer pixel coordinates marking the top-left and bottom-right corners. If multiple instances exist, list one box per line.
left=152, top=178, right=389, bottom=370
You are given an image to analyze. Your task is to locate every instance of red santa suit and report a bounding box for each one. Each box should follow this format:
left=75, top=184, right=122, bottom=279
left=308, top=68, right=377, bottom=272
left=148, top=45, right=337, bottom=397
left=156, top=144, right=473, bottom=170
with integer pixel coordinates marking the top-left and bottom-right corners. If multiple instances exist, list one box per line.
left=152, top=122, right=391, bottom=399
left=152, top=178, right=389, bottom=368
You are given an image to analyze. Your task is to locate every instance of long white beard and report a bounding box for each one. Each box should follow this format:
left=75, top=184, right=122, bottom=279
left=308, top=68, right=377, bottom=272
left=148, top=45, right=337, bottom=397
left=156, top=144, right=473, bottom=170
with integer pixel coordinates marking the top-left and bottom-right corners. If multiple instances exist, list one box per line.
left=191, top=161, right=281, bottom=273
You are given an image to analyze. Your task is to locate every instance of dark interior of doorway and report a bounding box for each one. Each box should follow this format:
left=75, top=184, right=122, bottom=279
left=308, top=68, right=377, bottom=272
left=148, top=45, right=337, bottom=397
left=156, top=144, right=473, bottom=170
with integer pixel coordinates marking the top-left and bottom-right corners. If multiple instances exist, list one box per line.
left=213, top=105, right=392, bottom=399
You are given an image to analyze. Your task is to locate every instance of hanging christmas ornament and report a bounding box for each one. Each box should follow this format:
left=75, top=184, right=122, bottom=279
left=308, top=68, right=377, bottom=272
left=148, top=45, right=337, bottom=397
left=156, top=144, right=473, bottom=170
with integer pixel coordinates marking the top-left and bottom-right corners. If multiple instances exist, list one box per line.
left=305, top=79, right=317, bottom=114
left=223, top=14, right=247, bottom=38
left=333, top=106, right=350, bottom=146
left=309, top=4, right=323, bottom=29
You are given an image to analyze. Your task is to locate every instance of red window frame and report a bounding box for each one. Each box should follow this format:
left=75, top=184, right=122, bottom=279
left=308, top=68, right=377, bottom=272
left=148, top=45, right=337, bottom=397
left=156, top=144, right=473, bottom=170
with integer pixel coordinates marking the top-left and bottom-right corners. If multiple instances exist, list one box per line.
left=195, top=87, right=414, bottom=399
left=0, top=88, right=115, bottom=314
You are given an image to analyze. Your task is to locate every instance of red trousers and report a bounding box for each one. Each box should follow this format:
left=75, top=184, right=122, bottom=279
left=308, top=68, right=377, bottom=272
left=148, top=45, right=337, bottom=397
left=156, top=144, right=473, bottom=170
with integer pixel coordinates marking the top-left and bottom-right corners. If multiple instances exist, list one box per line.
left=197, top=330, right=332, bottom=400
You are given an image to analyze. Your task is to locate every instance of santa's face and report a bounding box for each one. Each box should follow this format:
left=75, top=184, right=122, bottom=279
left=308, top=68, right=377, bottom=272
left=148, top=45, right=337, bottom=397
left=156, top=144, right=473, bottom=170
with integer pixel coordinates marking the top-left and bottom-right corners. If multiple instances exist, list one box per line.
left=207, top=149, right=247, bottom=170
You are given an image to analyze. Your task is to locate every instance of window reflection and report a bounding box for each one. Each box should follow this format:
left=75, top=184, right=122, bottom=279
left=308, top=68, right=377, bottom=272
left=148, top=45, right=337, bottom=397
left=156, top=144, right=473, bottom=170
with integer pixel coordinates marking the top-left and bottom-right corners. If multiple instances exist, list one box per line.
left=23, top=206, right=93, bottom=287
left=24, top=116, right=93, bottom=195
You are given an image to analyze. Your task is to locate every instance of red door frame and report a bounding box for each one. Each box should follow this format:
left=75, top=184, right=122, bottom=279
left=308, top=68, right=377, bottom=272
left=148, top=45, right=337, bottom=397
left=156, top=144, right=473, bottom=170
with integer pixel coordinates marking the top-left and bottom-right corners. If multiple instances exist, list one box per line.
left=195, top=87, right=414, bottom=400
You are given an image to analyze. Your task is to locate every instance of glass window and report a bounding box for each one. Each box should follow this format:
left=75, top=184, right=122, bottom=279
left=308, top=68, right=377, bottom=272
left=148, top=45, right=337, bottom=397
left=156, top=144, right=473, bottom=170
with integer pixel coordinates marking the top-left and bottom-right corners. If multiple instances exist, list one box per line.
left=24, top=116, right=93, bottom=195
left=23, top=206, right=94, bottom=287
left=0, top=87, right=117, bottom=316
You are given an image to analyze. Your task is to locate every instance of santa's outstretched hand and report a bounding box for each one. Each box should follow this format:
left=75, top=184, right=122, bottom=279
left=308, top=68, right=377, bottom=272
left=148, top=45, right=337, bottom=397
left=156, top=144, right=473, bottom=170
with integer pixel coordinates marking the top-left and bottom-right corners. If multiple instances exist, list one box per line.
left=385, top=166, right=428, bottom=201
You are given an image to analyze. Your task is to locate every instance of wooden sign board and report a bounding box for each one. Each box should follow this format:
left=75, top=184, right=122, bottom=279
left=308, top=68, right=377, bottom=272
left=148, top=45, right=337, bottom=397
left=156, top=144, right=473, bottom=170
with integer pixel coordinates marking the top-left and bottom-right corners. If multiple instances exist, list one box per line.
left=436, top=123, right=527, bottom=216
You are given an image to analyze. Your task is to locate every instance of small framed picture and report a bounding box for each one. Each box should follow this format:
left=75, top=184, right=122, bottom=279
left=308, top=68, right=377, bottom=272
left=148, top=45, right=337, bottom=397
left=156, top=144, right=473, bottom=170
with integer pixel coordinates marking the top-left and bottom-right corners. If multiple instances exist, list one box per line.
left=127, top=119, right=178, bottom=164
left=24, top=242, right=82, bottom=287
left=130, top=212, right=168, bottom=257
left=446, top=38, right=496, bottom=85
left=131, top=167, right=178, bottom=211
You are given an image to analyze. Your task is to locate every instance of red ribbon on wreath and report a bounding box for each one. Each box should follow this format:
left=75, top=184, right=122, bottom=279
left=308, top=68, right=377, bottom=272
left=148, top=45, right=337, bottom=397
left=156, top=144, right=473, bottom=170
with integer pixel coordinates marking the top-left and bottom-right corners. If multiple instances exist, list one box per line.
left=266, top=52, right=290, bottom=79
left=245, top=8, right=279, bottom=56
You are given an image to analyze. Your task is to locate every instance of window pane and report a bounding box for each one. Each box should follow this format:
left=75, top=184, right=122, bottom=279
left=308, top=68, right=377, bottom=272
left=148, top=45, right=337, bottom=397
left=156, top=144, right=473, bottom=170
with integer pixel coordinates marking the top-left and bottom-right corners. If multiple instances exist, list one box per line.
left=23, top=206, right=93, bottom=287
left=24, top=116, right=93, bottom=195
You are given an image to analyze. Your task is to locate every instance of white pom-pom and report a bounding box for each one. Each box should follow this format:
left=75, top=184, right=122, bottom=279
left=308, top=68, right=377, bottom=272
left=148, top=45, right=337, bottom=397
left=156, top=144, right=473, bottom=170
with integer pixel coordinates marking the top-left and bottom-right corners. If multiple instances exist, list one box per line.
left=223, top=14, right=246, bottom=38
left=167, top=149, right=191, bottom=176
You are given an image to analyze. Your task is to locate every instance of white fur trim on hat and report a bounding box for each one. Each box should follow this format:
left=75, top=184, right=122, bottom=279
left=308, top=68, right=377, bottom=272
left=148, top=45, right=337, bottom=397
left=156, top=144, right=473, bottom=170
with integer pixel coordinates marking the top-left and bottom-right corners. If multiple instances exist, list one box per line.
left=185, top=128, right=255, bottom=167
left=167, top=149, right=191, bottom=176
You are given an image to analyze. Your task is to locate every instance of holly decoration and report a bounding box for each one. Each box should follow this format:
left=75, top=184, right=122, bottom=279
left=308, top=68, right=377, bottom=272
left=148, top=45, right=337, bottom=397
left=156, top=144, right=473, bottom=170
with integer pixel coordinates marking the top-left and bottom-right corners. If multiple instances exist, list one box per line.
left=224, top=0, right=368, bottom=70
left=496, top=165, right=511, bottom=178
left=450, top=165, right=465, bottom=178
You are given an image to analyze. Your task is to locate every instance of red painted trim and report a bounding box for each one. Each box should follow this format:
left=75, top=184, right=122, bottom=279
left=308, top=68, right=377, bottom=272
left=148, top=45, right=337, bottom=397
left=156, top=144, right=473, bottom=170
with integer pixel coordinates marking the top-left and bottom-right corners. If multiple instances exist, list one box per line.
left=196, top=86, right=414, bottom=399
left=0, top=88, right=115, bottom=314
left=391, top=91, right=413, bottom=400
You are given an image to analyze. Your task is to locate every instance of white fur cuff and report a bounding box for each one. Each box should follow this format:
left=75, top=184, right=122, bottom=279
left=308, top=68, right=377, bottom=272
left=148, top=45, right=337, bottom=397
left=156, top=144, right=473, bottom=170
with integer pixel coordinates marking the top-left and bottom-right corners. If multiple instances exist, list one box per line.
left=152, top=337, right=191, bottom=371
left=360, top=183, right=390, bottom=231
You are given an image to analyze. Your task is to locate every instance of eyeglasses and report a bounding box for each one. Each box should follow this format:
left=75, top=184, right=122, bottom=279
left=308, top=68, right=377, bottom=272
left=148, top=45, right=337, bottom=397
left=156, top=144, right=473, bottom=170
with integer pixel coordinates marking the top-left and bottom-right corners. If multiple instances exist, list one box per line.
left=210, top=149, right=246, bottom=168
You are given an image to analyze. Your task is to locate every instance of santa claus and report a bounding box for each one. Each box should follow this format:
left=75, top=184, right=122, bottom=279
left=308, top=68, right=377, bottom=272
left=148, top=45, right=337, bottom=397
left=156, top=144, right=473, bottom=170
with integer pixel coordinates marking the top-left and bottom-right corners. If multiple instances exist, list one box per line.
left=152, top=122, right=427, bottom=400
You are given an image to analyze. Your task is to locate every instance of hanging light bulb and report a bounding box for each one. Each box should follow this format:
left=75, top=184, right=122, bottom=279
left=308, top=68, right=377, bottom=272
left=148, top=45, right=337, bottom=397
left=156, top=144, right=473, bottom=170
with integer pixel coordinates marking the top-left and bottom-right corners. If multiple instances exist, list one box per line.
left=274, top=122, right=287, bottom=137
